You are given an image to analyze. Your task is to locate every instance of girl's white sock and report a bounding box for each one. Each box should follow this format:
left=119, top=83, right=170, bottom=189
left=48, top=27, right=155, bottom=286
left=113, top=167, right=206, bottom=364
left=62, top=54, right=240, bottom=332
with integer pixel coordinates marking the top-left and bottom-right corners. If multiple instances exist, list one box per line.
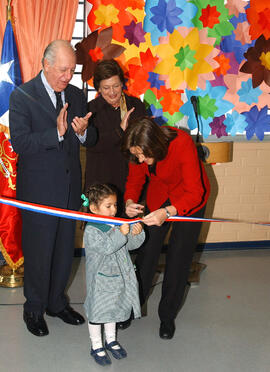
left=88, top=323, right=105, bottom=356
left=104, top=322, right=120, bottom=350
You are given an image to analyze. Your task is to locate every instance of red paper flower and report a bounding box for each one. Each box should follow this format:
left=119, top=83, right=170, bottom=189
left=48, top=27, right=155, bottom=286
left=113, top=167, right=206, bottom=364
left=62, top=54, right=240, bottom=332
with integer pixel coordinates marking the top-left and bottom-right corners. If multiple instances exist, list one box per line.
left=246, top=2, right=270, bottom=40
left=199, top=5, right=221, bottom=29
left=158, top=86, right=184, bottom=115
left=126, top=49, right=159, bottom=96
left=214, top=54, right=231, bottom=76
left=240, top=35, right=270, bottom=88
left=89, top=47, right=104, bottom=62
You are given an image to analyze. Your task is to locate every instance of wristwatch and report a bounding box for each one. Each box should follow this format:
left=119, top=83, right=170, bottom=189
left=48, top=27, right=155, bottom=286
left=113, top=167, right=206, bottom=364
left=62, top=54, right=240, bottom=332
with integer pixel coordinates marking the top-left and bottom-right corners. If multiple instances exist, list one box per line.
left=164, top=207, right=171, bottom=218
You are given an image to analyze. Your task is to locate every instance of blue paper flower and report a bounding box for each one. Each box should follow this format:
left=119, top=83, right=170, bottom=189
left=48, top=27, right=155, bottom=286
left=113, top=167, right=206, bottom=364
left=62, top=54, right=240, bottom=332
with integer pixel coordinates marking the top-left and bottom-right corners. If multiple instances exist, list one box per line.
left=242, top=105, right=270, bottom=141
left=181, top=82, right=234, bottom=138
left=237, top=79, right=262, bottom=105
left=220, top=12, right=255, bottom=64
left=144, top=0, right=197, bottom=45
left=150, top=0, right=182, bottom=33
left=147, top=104, right=168, bottom=125
left=224, top=111, right=248, bottom=136
left=147, top=72, right=165, bottom=89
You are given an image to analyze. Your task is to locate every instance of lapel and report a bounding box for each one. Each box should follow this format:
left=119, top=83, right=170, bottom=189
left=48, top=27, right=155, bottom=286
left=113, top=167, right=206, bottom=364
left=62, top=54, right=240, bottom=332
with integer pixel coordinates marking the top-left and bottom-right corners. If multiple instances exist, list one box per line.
left=64, top=85, right=74, bottom=126
left=33, top=72, right=57, bottom=122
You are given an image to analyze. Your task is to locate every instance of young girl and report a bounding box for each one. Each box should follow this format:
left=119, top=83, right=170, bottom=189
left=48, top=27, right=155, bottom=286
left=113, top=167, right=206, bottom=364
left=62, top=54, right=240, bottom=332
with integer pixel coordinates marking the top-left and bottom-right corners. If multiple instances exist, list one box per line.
left=82, top=183, right=145, bottom=366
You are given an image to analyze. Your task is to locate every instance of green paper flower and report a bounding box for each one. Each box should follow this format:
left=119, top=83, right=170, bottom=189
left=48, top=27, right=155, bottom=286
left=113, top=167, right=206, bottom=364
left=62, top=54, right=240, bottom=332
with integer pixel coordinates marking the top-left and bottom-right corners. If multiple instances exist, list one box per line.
left=175, top=45, right=197, bottom=71
left=198, top=95, right=218, bottom=119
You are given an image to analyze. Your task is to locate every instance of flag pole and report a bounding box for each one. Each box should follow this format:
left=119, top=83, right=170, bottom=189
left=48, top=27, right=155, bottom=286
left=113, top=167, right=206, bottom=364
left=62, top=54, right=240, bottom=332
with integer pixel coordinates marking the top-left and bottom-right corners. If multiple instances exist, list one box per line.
left=7, top=0, right=12, bottom=21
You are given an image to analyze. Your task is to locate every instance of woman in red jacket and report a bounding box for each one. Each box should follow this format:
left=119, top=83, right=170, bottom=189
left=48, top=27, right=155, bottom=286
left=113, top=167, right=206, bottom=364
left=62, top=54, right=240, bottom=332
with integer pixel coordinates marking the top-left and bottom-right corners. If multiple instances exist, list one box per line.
left=121, top=117, right=210, bottom=339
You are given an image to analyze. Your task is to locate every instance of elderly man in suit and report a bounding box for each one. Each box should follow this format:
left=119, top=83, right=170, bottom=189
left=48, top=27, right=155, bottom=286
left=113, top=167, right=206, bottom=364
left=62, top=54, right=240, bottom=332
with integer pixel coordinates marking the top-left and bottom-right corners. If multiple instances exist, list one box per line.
left=9, top=40, right=97, bottom=337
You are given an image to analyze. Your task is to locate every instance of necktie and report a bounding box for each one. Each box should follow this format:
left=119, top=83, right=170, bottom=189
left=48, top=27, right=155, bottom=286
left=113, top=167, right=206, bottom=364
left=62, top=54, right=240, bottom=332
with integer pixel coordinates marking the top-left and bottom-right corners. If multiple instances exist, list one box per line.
left=54, top=91, right=63, bottom=115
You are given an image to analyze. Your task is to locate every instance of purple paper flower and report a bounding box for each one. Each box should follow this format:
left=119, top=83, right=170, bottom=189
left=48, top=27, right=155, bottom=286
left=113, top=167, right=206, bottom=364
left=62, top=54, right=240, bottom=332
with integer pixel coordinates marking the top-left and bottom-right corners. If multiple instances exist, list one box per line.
left=209, top=115, right=228, bottom=138
left=150, top=0, right=183, bottom=33
left=124, top=21, right=146, bottom=47
left=242, top=105, right=270, bottom=140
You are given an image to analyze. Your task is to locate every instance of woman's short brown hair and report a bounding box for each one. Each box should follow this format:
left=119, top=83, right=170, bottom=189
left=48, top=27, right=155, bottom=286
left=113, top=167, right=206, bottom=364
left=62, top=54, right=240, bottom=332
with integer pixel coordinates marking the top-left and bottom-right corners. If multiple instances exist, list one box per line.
left=93, top=59, right=125, bottom=91
left=121, top=117, right=178, bottom=163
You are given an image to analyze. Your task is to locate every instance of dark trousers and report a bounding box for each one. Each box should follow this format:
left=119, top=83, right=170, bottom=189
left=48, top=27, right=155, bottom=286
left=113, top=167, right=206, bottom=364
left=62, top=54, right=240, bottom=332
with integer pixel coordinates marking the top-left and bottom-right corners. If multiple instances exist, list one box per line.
left=21, top=210, right=76, bottom=314
left=135, top=206, right=205, bottom=322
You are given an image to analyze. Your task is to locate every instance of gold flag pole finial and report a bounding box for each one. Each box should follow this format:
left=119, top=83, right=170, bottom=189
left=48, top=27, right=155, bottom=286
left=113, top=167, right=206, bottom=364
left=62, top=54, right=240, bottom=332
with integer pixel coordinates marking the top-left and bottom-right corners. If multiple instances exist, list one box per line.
left=7, top=0, right=12, bottom=21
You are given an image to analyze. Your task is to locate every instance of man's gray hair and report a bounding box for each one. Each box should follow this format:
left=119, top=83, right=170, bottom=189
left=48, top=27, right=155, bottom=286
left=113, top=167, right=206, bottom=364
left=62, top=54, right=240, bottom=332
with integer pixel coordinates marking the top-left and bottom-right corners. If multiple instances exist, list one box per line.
left=42, top=40, right=75, bottom=66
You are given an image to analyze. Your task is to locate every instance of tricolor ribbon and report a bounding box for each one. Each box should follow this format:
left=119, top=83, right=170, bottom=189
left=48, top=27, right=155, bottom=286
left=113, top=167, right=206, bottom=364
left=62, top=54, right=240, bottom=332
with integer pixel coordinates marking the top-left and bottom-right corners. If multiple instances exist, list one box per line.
left=0, top=196, right=270, bottom=226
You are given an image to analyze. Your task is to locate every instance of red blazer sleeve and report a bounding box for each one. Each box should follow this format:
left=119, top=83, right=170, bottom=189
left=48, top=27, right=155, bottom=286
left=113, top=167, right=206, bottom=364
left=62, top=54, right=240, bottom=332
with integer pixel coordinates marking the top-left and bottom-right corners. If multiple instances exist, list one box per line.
left=124, top=162, right=148, bottom=203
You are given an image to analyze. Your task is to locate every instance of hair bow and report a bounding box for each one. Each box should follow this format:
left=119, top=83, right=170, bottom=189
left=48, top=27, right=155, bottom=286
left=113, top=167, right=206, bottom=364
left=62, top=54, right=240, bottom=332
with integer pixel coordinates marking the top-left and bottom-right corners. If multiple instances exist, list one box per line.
left=81, top=193, right=89, bottom=207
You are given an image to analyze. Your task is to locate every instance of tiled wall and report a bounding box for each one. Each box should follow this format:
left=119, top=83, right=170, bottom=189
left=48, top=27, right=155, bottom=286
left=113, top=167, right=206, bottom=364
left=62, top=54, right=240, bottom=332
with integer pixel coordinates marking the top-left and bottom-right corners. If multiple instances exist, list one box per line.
left=76, top=142, right=270, bottom=247
left=200, top=141, right=270, bottom=243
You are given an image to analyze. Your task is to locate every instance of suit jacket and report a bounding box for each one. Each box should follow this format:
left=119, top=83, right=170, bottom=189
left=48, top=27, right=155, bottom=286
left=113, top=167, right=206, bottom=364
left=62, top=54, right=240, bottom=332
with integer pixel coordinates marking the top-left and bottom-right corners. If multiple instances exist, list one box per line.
left=83, top=222, right=145, bottom=323
left=124, top=128, right=210, bottom=216
left=9, top=72, right=97, bottom=211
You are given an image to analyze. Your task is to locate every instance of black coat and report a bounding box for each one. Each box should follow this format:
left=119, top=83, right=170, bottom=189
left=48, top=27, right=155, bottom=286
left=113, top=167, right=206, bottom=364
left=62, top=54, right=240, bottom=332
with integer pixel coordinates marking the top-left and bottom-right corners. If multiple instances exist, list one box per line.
left=85, top=93, right=146, bottom=194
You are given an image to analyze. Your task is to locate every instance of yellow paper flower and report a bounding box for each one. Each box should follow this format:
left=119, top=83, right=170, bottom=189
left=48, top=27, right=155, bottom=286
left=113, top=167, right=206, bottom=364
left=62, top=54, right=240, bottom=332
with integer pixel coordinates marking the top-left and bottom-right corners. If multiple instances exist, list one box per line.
left=94, top=4, right=119, bottom=27
left=155, top=27, right=219, bottom=90
left=259, top=52, right=270, bottom=70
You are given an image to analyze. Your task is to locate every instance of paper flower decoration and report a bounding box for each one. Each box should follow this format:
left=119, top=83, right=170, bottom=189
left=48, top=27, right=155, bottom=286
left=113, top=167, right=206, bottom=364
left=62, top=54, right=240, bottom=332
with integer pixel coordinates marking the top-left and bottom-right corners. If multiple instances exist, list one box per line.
left=124, top=21, right=146, bottom=47
left=147, top=72, right=165, bottom=89
left=144, top=0, right=197, bottom=45
left=75, top=27, right=125, bottom=82
left=223, top=67, right=270, bottom=113
left=150, top=0, right=183, bottom=33
left=143, top=88, right=184, bottom=125
left=148, top=104, right=168, bottom=125
left=155, top=27, right=219, bottom=90
left=240, top=36, right=270, bottom=88
left=237, top=79, right=262, bottom=105
left=213, top=54, right=231, bottom=76
left=224, top=111, right=248, bottom=136
left=209, top=115, right=227, bottom=138
left=242, top=105, right=270, bottom=141
left=211, top=51, right=239, bottom=87
left=234, top=21, right=252, bottom=46
left=199, top=5, right=221, bottom=29
left=84, top=0, right=270, bottom=138
left=87, top=0, right=137, bottom=43
left=220, top=10, right=255, bottom=65
left=246, top=1, right=270, bottom=40
left=181, top=81, right=234, bottom=137
left=225, top=0, right=247, bottom=18
left=191, top=0, right=234, bottom=45
left=126, top=48, right=159, bottom=96
left=158, top=86, right=184, bottom=115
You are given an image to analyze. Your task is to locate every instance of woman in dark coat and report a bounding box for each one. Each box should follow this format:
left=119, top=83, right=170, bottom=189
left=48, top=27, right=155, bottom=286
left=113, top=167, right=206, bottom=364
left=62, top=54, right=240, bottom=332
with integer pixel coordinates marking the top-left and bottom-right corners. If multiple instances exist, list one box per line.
left=85, top=59, right=147, bottom=212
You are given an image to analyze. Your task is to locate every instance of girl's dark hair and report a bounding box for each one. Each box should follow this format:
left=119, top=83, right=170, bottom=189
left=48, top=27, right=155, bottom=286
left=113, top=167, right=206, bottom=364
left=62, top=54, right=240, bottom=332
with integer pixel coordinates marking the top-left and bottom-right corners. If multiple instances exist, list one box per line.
left=121, top=117, right=178, bottom=163
left=86, top=183, right=117, bottom=207
left=93, top=59, right=125, bottom=91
